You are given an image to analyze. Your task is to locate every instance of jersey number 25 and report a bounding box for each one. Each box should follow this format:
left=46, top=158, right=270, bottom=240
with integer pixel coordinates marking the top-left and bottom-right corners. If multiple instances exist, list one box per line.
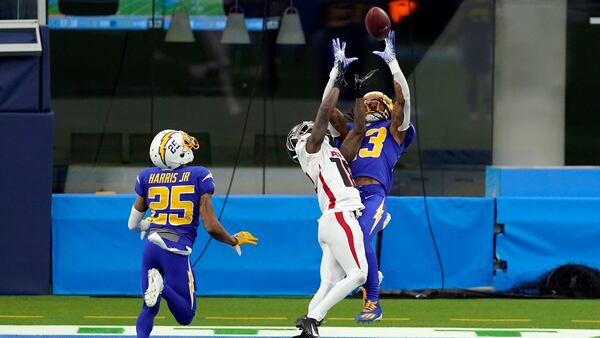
left=147, top=185, right=195, bottom=226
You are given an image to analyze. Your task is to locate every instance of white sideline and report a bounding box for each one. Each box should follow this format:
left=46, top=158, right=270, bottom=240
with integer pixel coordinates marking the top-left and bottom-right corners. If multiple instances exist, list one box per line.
left=0, top=326, right=600, bottom=337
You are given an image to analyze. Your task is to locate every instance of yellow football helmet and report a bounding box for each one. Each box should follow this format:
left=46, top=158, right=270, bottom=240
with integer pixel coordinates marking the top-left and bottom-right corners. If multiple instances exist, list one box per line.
left=363, top=91, right=393, bottom=122
left=149, top=130, right=199, bottom=170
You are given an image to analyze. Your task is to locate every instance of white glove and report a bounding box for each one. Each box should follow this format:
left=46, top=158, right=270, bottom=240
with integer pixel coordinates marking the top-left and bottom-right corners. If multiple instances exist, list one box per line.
left=332, top=38, right=358, bottom=70
left=372, top=31, right=397, bottom=64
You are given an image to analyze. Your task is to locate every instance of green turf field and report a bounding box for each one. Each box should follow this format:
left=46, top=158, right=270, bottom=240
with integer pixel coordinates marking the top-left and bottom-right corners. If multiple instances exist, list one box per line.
left=0, top=296, right=599, bottom=329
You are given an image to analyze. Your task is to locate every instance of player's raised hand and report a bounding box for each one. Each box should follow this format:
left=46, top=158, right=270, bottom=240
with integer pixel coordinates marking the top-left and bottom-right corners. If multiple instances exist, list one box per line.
left=354, top=68, right=378, bottom=97
left=232, top=231, right=258, bottom=256
left=332, top=38, right=358, bottom=70
left=372, top=30, right=396, bottom=64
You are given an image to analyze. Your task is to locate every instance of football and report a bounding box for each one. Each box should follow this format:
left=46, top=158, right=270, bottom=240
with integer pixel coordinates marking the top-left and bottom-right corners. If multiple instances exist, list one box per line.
left=365, top=7, right=391, bottom=41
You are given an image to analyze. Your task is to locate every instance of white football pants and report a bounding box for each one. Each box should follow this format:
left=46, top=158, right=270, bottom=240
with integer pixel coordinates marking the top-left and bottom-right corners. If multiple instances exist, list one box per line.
left=308, top=211, right=368, bottom=321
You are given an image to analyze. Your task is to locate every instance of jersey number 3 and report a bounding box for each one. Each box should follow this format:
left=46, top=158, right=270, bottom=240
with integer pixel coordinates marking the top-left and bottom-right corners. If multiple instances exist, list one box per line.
left=359, top=127, right=387, bottom=158
left=148, top=185, right=195, bottom=226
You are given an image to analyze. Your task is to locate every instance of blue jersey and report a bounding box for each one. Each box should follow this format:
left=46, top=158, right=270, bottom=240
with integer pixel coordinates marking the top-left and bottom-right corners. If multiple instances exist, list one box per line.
left=340, top=121, right=415, bottom=194
left=135, top=166, right=215, bottom=247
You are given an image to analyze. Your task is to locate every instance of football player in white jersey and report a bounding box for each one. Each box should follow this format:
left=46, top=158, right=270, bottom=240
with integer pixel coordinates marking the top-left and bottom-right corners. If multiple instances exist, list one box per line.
left=286, top=60, right=377, bottom=338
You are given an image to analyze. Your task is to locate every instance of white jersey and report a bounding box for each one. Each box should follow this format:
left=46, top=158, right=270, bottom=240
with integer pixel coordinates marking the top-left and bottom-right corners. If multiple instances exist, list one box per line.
left=296, top=134, right=364, bottom=214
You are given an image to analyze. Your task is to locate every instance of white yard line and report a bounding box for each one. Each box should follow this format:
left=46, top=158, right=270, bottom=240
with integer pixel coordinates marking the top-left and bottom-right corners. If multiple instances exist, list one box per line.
left=0, top=325, right=599, bottom=338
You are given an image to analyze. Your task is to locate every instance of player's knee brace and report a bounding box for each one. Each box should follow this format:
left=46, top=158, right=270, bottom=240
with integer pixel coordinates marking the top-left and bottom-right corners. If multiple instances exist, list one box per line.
left=347, top=269, right=367, bottom=286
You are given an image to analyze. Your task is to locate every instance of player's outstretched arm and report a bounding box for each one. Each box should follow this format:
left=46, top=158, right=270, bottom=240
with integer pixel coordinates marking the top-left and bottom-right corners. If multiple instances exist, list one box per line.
left=340, top=69, right=378, bottom=162
left=199, top=193, right=258, bottom=253
left=391, top=80, right=407, bottom=144
left=199, top=193, right=238, bottom=246
left=373, top=30, right=411, bottom=144
left=325, top=38, right=356, bottom=139
left=307, top=61, right=346, bottom=154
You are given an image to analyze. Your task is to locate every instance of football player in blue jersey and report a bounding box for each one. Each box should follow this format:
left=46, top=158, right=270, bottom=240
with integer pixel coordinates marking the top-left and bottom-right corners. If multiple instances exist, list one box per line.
left=325, top=32, right=416, bottom=323
left=127, top=130, right=258, bottom=338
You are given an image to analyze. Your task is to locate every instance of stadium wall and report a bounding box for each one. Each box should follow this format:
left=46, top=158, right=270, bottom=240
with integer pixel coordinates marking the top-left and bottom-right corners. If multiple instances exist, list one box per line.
left=51, top=169, right=600, bottom=296
left=494, top=197, right=600, bottom=291
left=52, top=195, right=495, bottom=295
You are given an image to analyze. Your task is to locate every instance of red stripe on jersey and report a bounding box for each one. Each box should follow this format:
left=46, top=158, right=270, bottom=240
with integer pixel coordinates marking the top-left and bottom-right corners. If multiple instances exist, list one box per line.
left=318, top=170, right=336, bottom=209
left=334, top=212, right=361, bottom=269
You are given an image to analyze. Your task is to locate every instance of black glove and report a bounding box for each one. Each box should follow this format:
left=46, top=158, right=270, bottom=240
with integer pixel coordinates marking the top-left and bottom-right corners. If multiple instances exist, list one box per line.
left=354, top=69, right=378, bottom=98
left=333, top=61, right=347, bottom=89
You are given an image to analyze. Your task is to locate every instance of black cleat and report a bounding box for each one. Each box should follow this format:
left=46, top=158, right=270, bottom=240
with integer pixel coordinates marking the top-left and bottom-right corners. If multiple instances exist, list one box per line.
left=294, top=315, right=320, bottom=338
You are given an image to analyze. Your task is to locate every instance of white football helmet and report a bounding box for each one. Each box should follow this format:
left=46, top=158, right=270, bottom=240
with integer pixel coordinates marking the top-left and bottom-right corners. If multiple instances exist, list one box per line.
left=286, top=121, right=314, bottom=164
left=149, top=129, right=199, bottom=170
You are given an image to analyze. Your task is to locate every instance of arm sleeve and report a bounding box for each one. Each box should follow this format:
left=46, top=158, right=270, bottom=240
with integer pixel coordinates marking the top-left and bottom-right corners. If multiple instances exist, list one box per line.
left=128, top=206, right=145, bottom=231
left=321, top=66, right=339, bottom=102
left=388, top=60, right=411, bottom=131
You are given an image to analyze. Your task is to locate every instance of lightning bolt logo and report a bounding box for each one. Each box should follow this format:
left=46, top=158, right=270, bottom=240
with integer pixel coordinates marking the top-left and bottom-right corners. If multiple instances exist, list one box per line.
left=187, top=259, right=195, bottom=309
left=159, top=131, right=175, bottom=165
left=370, top=201, right=385, bottom=235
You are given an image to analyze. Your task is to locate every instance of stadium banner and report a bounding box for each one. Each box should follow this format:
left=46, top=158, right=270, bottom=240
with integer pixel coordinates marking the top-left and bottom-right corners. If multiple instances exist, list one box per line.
left=495, top=197, right=600, bottom=291
left=52, top=195, right=495, bottom=295
left=380, top=197, right=495, bottom=290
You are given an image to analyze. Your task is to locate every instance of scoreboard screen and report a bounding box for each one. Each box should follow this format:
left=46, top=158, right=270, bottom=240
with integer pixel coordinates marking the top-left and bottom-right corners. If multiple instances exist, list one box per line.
left=47, top=0, right=274, bottom=31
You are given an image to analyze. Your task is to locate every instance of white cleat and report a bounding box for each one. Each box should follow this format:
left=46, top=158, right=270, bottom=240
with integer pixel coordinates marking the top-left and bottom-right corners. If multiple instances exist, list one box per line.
left=144, top=268, right=164, bottom=307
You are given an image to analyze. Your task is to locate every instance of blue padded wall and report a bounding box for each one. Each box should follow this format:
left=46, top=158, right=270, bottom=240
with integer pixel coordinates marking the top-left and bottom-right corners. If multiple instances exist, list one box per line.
left=52, top=195, right=495, bottom=295
left=52, top=195, right=323, bottom=295
left=486, top=166, right=600, bottom=197
left=380, top=197, right=495, bottom=290
left=494, top=197, right=600, bottom=291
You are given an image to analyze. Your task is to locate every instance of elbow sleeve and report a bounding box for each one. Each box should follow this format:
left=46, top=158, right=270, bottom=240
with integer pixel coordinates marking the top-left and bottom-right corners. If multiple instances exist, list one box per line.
left=128, top=206, right=145, bottom=231
left=388, top=60, right=411, bottom=131
left=322, top=66, right=339, bottom=101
